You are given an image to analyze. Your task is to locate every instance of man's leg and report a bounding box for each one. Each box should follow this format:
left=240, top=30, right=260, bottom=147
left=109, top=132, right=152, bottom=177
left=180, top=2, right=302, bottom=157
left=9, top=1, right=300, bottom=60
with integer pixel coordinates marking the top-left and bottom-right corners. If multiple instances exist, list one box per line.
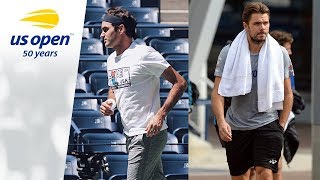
left=231, top=168, right=251, bottom=180
left=255, top=166, right=273, bottom=180
left=273, top=157, right=283, bottom=180
left=126, top=130, right=167, bottom=180
left=254, top=120, right=284, bottom=180
left=249, top=167, right=256, bottom=180
left=226, top=130, right=255, bottom=178
left=152, top=155, right=166, bottom=179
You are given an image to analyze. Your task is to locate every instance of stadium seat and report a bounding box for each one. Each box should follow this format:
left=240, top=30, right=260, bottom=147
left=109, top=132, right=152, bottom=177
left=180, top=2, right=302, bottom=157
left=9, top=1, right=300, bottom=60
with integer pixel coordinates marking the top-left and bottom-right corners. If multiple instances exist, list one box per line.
left=149, top=38, right=189, bottom=54
left=166, top=110, right=188, bottom=142
left=76, top=73, right=88, bottom=93
left=68, top=125, right=77, bottom=154
left=104, top=154, right=128, bottom=179
left=78, top=55, right=108, bottom=74
left=161, top=97, right=189, bottom=110
left=87, top=0, right=108, bottom=8
left=72, top=110, right=117, bottom=133
left=162, top=154, right=188, bottom=179
left=160, top=77, right=173, bottom=92
left=114, top=112, right=124, bottom=133
left=125, top=7, right=159, bottom=23
left=182, top=133, right=188, bottom=154
left=84, top=7, right=106, bottom=23
left=163, top=133, right=184, bottom=154
left=81, top=39, right=104, bottom=55
left=105, top=47, right=115, bottom=55
left=182, top=73, right=188, bottom=82
left=73, top=98, right=99, bottom=111
left=167, top=59, right=188, bottom=72
left=64, top=155, right=79, bottom=180
left=82, top=28, right=93, bottom=39
left=88, top=72, right=109, bottom=95
left=163, top=53, right=189, bottom=60
left=136, top=27, right=173, bottom=39
left=110, top=0, right=140, bottom=7
left=143, top=36, right=178, bottom=46
left=178, top=70, right=188, bottom=78
left=81, top=132, right=127, bottom=154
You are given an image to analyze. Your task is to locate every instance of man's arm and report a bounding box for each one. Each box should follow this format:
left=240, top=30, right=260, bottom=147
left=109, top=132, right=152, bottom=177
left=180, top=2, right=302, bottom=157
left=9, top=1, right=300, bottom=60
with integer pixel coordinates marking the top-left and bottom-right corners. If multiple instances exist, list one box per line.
left=100, top=88, right=116, bottom=116
left=145, top=66, right=187, bottom=137
left=279, top=77, right=293, bottom=128
left=211, top=77, right=232, bottom=142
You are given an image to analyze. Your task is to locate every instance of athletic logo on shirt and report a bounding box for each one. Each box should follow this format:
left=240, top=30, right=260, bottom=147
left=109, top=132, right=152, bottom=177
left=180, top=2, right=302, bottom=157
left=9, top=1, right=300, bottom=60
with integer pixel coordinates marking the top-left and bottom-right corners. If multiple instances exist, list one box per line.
left=108, top=67, right=131, bottom=89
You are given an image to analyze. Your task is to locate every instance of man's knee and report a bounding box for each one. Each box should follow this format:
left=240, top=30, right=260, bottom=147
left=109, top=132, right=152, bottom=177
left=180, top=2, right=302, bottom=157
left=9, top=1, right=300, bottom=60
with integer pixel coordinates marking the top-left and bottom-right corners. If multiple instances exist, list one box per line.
left=255, top=166, right=273, bottom=178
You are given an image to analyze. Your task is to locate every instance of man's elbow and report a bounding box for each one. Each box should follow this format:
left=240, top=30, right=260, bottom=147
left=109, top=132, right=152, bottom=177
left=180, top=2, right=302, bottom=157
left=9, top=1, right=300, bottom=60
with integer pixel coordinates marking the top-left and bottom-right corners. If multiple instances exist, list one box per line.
left=180, top=78, right=188, bottom=92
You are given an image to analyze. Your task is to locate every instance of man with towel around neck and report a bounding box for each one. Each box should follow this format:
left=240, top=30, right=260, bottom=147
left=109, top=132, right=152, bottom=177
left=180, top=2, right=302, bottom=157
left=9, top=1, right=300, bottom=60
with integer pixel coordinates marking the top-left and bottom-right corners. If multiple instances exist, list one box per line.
left=211, top=2, right=294, bottom=180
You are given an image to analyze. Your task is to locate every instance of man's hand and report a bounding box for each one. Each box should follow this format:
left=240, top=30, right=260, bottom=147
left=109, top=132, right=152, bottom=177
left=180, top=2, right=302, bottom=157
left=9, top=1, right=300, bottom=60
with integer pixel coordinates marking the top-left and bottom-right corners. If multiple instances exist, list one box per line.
left=218, top=121, right=232, bottom=142
left=100, top=100, right=114, bottom=116
left=145, top=112, right=165, bottom=137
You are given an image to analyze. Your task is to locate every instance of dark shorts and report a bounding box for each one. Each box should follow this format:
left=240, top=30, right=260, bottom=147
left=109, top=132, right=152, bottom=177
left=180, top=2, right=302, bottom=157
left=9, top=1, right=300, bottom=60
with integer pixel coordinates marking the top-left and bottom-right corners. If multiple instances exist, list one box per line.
left=225, top=120, right=284, bottom=176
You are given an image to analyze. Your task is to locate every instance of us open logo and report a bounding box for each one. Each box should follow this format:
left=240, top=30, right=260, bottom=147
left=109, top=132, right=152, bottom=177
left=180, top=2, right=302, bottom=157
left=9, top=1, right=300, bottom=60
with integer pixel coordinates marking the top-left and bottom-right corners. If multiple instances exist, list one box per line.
left=10, top=9, right=73, bottom=59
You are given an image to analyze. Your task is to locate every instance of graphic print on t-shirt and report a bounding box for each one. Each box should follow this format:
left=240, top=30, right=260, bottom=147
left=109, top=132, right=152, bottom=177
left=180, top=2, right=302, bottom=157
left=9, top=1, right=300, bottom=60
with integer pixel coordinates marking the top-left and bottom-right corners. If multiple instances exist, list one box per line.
left=108, top=67, right=131, bottom=89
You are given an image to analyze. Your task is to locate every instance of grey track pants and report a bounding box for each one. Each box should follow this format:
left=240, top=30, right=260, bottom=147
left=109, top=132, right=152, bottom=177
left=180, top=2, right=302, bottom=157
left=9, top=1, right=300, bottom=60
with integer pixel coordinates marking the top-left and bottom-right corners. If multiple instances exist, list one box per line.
left=126, top=129, right=167, bottom=180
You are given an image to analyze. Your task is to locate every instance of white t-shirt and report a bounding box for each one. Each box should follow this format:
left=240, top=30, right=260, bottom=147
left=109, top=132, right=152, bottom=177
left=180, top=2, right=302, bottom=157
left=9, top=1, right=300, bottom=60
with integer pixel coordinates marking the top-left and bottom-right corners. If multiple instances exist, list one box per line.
left=107, top=40, right=170, bottom=136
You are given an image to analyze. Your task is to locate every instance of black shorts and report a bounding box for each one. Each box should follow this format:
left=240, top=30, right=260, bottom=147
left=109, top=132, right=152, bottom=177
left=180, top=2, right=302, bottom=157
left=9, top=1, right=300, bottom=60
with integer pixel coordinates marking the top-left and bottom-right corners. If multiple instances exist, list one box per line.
left=225, top=120, right=284, bottom=176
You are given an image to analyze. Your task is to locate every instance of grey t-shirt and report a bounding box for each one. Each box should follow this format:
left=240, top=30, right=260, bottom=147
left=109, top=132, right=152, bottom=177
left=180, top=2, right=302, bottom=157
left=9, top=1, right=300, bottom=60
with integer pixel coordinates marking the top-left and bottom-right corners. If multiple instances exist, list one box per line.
left=214, top=44, right=294, bottom=130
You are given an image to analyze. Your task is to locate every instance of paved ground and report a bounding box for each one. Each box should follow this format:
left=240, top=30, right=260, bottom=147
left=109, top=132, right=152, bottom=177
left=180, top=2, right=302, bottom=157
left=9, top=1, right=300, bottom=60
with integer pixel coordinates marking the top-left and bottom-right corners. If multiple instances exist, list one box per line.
left=189, top=121, right=312, bottom=180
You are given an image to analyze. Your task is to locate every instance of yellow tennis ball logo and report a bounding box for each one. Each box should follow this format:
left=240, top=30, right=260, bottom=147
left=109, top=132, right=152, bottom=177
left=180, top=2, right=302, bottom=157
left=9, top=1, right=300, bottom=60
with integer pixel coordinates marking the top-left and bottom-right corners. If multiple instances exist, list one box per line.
left=20, top=9, right=59, bottom=29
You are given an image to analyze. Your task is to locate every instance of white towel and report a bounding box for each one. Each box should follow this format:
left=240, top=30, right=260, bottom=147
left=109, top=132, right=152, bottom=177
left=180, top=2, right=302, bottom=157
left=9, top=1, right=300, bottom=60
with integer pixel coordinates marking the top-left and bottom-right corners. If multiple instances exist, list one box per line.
left=218, top=30, right=284, bottom=112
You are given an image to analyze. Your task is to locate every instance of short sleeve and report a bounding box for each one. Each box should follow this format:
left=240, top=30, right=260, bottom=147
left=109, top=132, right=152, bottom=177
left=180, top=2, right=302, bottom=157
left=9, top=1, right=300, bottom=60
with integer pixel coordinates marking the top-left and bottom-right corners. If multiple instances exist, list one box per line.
left=140, top=47, right=170, bottom=77
left=281, top=46, right=294, bottom=79
left=214, top=45, right=230, bottom=77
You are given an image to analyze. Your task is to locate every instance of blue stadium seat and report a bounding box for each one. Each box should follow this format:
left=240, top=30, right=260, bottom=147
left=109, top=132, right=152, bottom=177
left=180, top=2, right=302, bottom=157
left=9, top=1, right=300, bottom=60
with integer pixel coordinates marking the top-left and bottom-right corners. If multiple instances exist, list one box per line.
left=162, top=154, right=188, bottom=179
left=163, top=53, right=188, bottom=60
left=76, top=73, right=88, bottom=93
left=83, top=28, right=93, bottom=39
left=182, top=133, right=188, bottom=154
left=88, top=72, right=109, bottom=95
left=114, top=112, right=124, bottom=133
left=78, top=55, right=108, bottom=74
left=68, top=125, right=77, bottom=154
left=72, top=110, right=117, bottom=133
left=182, top=73, right=188, bottom=82
left=163, top=133, right=184, bottom=154
left=160, top=77, right=173, bottom=92
left=136, top=27, right=173, bottom=39
left=81, top=132, right=127, bottom=154
left=125, top=7, right=159, bottom=23
left=87, top=0, right=108, bottom=8
left=161, top=97, right=189, bottom=110
left=81, top=39, right=104, bottom=55
left=167, top=59, right=188, bottom=72
left=84, top=7, right=106, bottom=23
left=64, top=155, right=79, bottom=180
left=178, top=70, right=188, bottom=78
left=149, top=38, right=189, bottom=54
left=166, top=110, right=188, bottom=142
left=110, top=0, right=140, bottom=7
left=73, top=98, right=99, bottom=111
left=104, top=154, right=128, bottom=179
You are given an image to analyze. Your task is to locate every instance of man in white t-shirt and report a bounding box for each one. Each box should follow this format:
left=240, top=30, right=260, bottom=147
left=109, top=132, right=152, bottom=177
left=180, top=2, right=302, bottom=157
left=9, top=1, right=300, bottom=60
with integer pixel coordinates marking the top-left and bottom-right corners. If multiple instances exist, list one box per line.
left=99, top=7, right=187, bottom=180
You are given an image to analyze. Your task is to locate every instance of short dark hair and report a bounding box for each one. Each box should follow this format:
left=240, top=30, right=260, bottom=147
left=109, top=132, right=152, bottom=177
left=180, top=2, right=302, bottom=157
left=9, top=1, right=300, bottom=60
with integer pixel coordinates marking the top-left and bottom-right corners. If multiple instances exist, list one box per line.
left=103, top=7, right=137, bottom=39
left=242, top=2, right=270, bottom=24
left=270, top=30, right=294, bottom=46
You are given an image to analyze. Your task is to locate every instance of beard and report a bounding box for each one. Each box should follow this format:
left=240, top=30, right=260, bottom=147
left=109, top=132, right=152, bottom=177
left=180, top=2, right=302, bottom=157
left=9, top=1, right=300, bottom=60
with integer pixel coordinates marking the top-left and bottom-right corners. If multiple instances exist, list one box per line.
left=249, top=33, right=267, bottom=44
